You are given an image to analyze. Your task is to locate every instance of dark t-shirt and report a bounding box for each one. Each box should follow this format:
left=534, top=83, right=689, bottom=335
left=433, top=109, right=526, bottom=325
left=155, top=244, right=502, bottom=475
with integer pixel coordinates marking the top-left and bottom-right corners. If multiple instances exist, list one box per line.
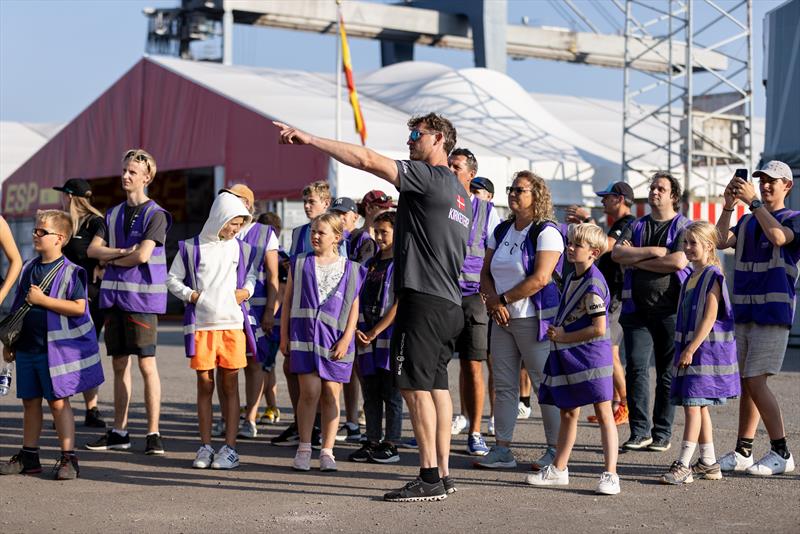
left=348, top=228, right=376, bottom=265
left=361, top=256, right=393, bottom=326
left=63, top=215, right=103, bottom=280
left=16, top=258, right=85, bottom=354
left=393, top=160, right=471, bottom=305
left=619, top=214, right=686, bottom=315
left=597, top=214, right=635, bottom=300
left=95, top=202, right=168, bottom=246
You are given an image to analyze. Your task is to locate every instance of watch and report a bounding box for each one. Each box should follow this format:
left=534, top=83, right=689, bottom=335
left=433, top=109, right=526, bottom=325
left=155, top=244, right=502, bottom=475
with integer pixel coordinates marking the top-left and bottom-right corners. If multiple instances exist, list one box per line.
left=499, top=293, right=508, bottom=306
left=749, top=199, right=763, bottom=211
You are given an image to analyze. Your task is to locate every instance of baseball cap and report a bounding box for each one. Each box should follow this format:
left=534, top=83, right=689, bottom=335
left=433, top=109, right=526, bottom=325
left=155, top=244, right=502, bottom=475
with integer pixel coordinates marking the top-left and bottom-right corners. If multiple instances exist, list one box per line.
left=219, top=184, right=255, bottom=207
left=330, top=197, right=358, bottom=215
left=53, top=178, right=92, bottom=198
left=470, top=177, right=495, bottom=195
left=595, top=181, right=634, bottom=202
left=753, top=160, right=793, bottom=181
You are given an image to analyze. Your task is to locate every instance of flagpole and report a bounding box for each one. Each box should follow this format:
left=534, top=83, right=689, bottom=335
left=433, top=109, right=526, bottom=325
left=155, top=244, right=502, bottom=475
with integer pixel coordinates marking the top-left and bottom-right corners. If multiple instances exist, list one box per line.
left=333, top=0, right=343, bottom=197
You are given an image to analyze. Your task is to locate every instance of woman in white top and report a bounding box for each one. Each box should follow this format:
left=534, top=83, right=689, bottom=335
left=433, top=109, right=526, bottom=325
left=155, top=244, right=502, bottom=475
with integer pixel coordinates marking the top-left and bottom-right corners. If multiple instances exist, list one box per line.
left=474, top=171, right=563, bottom=471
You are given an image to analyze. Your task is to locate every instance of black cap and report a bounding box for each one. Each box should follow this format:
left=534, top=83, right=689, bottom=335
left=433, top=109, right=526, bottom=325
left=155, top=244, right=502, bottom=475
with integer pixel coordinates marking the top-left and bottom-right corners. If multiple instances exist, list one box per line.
left=329, top=197, right=358, bottom=215
left=595, top=181, right=634, bottom=203
left=470, top=177, right=495, bottom=195
left=53, top=178, right=92, bottom=198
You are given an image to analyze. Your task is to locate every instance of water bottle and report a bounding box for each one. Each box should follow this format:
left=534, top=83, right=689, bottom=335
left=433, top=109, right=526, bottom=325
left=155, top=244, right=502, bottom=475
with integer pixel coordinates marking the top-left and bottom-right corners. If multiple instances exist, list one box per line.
left=0, top=363, right=12, bottom=396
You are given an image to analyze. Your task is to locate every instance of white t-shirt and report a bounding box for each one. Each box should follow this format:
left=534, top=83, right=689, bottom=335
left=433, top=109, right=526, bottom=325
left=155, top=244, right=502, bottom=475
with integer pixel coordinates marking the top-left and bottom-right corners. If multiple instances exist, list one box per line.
left=487, top=222, right=564, bottom=319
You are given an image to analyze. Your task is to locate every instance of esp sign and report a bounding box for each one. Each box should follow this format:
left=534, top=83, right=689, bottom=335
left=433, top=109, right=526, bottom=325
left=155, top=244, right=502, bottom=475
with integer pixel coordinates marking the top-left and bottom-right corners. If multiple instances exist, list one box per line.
left=4, top=182, right=39, bottom=215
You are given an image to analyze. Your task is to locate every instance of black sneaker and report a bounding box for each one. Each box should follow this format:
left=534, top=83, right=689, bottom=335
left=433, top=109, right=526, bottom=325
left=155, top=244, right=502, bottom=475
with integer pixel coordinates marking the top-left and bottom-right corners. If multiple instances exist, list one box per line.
left=383, top=477, right=446, bottom=502
left=0, top=450, right=42, bottom=475
left=145, top=433, right=165, bottom=456
left=85, top=430, right=131, bottom=451
left=647, top=438, right=671, bottom=452
left=53, top=453, right=80, bottom=480
left=621, top=435, right=653, bottom=450
left=370, top=442, right=400, bottom=464
left=84, top=407, right=106, bottom=428
left=442, top=475, right=457, bottom=494
left=311, top=426, right=322, bottom=450
left=348, top=442, right=376, bottom=462
left=335, top=422, right=362, bottom=443
left=271, top=423, right=300, bottom=447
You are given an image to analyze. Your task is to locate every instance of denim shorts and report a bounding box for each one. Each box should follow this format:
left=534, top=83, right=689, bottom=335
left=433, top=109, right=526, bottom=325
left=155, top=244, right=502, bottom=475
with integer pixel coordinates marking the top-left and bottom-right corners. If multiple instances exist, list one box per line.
left=261, top=339, right=280, bottom=372
left=16, top=350, right=57, bottom=401
left=670, top=396, right=728, bottom=407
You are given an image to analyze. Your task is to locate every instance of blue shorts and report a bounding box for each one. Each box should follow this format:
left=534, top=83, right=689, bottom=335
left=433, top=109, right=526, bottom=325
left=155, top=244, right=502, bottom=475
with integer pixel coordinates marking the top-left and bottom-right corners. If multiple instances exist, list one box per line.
left=670, top=396, right=728, bottom=407
left=261, top=339, right=280, bottom=372
left=16, top=350, right=57, bottom=401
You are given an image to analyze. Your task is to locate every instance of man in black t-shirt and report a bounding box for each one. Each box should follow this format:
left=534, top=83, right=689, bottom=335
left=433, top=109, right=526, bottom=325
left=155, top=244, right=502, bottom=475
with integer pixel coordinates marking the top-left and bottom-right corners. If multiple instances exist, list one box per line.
left=275, top=112, right=470, bottom=503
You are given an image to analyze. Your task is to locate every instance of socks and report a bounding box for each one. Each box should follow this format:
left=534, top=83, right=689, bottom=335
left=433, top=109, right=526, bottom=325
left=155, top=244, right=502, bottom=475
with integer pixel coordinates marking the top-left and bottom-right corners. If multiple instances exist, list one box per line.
left=419, top=467, right=440, bottom=484
left=146, top=432, right=160, bottom=437
left=698, top=442, right=716, bottom=465
left=678, top=440, right=697, bottom=466
left=22, top=446, right=39, bottom=455
left=735, top=437, right=754, bottom=458
left=770, top=437, right=790, bottom=460
left=320, top=447, right=334, bottom=458
left=520, top=396, right=531, bottom=408
left=298, top=442, right=312, bottom=453
left=112, top=428, right=129, bottom=437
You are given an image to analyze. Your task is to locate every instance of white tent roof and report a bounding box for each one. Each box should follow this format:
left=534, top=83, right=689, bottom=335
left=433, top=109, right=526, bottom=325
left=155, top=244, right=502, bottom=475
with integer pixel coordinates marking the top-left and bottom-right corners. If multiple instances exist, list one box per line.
left=0, top=121, right=63, bottom=185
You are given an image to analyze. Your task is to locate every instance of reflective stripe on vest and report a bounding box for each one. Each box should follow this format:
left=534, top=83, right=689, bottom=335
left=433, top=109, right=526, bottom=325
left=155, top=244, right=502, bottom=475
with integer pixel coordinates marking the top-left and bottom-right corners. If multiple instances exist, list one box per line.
left=542, top=365, right=614, bottom=388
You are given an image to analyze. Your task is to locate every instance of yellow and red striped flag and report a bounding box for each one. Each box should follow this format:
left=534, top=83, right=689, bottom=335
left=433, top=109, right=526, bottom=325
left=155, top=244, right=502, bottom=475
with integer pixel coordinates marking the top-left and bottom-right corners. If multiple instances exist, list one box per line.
left=339, top=9, right=367, bottom=145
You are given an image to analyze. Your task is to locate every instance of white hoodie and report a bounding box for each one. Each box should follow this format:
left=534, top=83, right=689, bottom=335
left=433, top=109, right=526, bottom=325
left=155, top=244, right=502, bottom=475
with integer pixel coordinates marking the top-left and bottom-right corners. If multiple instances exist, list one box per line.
left=167, top=193, right=256, bottom=331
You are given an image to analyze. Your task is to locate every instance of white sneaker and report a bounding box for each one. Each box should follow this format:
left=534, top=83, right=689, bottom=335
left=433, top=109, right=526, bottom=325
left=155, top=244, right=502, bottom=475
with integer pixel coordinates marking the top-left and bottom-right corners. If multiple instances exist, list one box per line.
left=451, top=414, right=468, bottom=435
left=746, top=451, right=795, bottom=476
left=531, top=447, right=557, bottom=472
left=596, top=471, right=621, bottom=495
left=320, top=452, right=337, bottom=472
left=237, top=420, right=257, bottom=439
left=719, top=450, right=754, bottom=472
left=487, top=416, right=495, bottom=436
left=211, top=445, right=240, bottom=469
left=517, top=402, right=532, bottom=419
left=211, top=420, right=226, bottom=437
left=192, top=444, right=214, bottom=469
left=293, top=448, right=312, bottom=471
left=525, top=464, right=569, bottom=486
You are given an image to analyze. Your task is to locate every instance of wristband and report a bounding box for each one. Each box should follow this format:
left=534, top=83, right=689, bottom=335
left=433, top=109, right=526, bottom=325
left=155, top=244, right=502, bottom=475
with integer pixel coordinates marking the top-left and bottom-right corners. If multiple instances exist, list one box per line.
left=722, top=207, right=734, bottom=212
left=499, top=293, right=508, bottom=306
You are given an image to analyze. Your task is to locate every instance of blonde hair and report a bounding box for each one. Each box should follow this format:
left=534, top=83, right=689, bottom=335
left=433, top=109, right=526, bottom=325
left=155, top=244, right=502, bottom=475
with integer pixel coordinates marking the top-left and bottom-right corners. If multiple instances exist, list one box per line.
left=37, top=209, right=72, bottom=245
left=122, top=148, right=157, bottom=181
left=684, top=221, right=721, bottom=267
left=511, top=171, right=555, bottom=222
left=67, top=195, right=103, bottom=236
left=568, top=223, right=608, bottom=255
left=311, top=212, right=344, bottom=253
left=303, top=180, right=332, bottom=203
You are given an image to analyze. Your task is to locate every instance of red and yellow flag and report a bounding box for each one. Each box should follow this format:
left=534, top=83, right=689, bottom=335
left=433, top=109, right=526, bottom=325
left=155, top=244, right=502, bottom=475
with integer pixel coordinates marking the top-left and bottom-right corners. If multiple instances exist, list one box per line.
left=339, top=10, right=367, bottom=145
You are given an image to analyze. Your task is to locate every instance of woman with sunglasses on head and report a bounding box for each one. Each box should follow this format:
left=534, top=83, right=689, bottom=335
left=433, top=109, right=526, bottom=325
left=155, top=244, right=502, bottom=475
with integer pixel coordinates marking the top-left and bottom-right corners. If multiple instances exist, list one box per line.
left=50, top=179, right=107, bottom=428
left=474, top=171, right=563, bottom=472
left=0, top=214, right=23, bottom=308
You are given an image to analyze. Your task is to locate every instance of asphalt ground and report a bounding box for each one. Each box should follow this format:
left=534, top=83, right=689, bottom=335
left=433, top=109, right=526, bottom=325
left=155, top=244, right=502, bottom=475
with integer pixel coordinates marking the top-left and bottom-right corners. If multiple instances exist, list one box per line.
left=1, top=322, right=798, bottom=533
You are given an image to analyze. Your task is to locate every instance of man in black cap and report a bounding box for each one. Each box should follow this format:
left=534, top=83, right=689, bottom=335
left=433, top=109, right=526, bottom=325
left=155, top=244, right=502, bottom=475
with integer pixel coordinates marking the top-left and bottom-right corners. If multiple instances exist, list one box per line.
left=470, top=177, right=495, bottom=202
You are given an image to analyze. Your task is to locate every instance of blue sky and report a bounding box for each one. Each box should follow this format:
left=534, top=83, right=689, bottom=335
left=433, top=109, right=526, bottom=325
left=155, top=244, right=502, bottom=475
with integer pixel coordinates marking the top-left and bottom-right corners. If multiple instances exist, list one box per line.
left=0, top=0, right=781, bottom=124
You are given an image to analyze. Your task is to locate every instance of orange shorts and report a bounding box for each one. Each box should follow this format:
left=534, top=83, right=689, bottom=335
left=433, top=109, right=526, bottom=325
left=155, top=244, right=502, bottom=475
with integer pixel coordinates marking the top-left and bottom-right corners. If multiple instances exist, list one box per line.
left=190, top=330, right=247, bottom=371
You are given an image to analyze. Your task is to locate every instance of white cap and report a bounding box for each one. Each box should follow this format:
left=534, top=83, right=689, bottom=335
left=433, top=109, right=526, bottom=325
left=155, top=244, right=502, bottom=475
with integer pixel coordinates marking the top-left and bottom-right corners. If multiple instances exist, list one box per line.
left=753, top=160, right=793, bottom=181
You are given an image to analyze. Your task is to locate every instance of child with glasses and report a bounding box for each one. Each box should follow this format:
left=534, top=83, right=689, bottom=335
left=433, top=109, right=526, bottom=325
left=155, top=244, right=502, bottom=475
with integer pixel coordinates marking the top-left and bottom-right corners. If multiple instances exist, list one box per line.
left=1, top=210, right=104, bottom=480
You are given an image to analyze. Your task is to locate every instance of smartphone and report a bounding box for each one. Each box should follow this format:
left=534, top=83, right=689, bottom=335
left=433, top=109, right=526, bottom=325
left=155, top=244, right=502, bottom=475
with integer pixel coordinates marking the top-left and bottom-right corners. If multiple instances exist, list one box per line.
left=735, top=168, right=748, bottom=181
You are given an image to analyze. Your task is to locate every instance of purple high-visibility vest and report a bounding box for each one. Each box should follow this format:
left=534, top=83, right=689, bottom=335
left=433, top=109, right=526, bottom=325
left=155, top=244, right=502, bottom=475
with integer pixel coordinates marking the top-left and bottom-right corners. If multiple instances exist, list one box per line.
left=289, top=253, right=365, bottom=365
left=99, top=200, right=172, bottom=313
left=620, top=213, right=691, bottom=314
left=539, top=264, right=613, bottom=409
left=671, top=265, right=740, bottom=400
left=459, top=197, right=493, bottom=297
left=357, top=255, right=395, bottom=375
left=177, top=236, right=258, bottom=358
left=238, top=222, right=277, bottom=360
left=290, top=223, right=312, bottom=256
left=11, top=258, right=104, bottom=399
left=348, top=228, right=376, bottom=264
left=492, top=219, right=562, bottom=341
left=732, top=210, right=800, bottom=326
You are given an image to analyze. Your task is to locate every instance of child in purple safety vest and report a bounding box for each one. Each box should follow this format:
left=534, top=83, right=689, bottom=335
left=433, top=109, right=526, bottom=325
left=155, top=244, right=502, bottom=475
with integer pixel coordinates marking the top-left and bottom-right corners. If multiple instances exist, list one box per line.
left=1, top=210, right=104, bottom=480
left=350, top=210, right=401, bottom=464
left=528, top=223, right=621, bottom=496
left=167, top=192, right=258, bottom=470
left=661, top=221, right=740, bottom=485
left=280, top=213, right=365, bottom=472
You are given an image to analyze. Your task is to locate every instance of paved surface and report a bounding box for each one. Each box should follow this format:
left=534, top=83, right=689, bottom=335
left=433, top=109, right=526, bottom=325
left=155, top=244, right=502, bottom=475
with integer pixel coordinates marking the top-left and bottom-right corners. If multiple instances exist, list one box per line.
left=1, top=322, right=798, bottom=533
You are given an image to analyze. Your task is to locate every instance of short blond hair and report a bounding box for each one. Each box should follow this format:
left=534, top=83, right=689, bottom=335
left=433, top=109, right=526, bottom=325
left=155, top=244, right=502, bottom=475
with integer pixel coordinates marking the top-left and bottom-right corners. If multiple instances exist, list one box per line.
left=302, top=180, right=331, bottom=203
left=37, top=209, right=73, bottom=245
left=568, top=223, right=607, bottom=255
left=122, top=148, right=157, bottom=181
left=684, top=221, right=721, bottom=267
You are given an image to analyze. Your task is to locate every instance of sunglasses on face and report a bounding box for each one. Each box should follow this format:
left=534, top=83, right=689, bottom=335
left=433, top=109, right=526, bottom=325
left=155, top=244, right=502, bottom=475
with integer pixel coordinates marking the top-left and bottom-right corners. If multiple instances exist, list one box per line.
left=408, top=129, right=436, bottom=142
left=32, top=228, right=62, bottom=238
left=506, top=186, right=532, bottom=195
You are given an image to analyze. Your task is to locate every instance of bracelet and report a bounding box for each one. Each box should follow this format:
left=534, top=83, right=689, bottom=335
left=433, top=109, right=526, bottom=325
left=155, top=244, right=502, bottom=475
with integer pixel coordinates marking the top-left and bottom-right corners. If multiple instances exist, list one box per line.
left=499, top=293, right=508, bottom=306
left=722, top=207, right=734, bottom=212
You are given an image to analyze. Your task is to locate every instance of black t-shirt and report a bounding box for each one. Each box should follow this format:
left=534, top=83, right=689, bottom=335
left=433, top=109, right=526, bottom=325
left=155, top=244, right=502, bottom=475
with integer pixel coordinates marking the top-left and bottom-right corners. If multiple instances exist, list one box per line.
left=348, top=228, right=376, bottom=265
left=619, top=215, right=686, bottom=315
left=393, top=160, right=471, bottom=305
left=597, top=214, right=635, bottom=300
left=63, top=215, right=103, bottom=282
left=16, top=258, right=85, bottom=354
left=361, top=256, right=393, bottom=326
left=95, top=202, right=168, bottom=246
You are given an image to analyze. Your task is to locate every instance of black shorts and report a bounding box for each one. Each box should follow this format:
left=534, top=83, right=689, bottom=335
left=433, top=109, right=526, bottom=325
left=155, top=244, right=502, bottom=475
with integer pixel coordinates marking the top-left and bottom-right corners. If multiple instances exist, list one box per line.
left=104, top=308, right=158, bottom=357
left=391, top=291, right=464, bottom=391
left=455, top=293, right=489, bottom=360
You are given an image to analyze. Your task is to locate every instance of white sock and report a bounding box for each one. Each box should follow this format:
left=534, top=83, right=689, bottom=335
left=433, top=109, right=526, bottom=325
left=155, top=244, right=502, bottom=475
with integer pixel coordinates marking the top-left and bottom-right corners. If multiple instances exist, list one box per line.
left=699, top=442, right=716, bottom=464
left=297, top=442, right=312, bottom=452
left=112, top=428, right=128, bottom=437
left=678, top=440, right=697, bottom=466
left=320, top=447, right=334, bottom=458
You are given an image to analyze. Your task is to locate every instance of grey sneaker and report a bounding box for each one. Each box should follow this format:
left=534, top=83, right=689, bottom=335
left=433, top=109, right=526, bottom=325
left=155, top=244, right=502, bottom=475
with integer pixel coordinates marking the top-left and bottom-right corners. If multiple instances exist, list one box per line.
left=647, top=438, right=672, bottom=452
left=661, top=461, right=694, bottom=485
left=383, top=478, right=446, bottom=502
left=473, top=446, right=517, bottom=469
left=442, top=475, right=457, bottom=494
left=531, top=447, right=557, bottom=472
left=691, top=459, right=723, bottom=480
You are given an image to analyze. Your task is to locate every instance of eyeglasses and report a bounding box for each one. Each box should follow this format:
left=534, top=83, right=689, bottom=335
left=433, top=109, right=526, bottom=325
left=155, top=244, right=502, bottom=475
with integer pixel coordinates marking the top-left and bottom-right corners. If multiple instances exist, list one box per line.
left=371, top=194, right=391, bottom=203
left=408, top=129, right=436, bottom=142
left=32, top=228, right=62, bottom=238
left=123, top=149, right=152, bottom=174
left=506, top=186, right=532, bottom=195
